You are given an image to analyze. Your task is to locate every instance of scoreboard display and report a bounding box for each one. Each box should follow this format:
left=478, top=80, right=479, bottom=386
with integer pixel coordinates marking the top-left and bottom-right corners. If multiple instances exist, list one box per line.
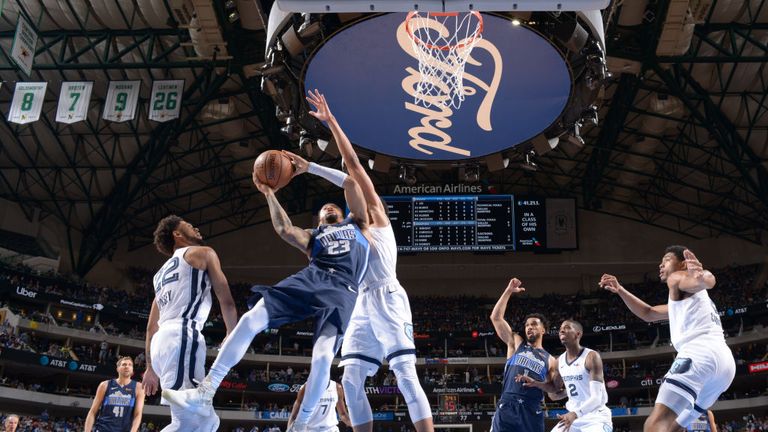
left=382, top=195, right=577, bottom=252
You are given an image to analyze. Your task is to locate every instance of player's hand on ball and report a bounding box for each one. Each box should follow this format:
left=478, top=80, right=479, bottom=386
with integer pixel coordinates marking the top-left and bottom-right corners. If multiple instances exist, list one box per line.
left=506, top=278, right=525, bottom=294
left=252, top=172, right=275, bottom=195
left=281, top=150, right=308, bottom=177
left=683, top=249, right=704, bottom=279
left=599, top=274, right=622, bottom=294
left=556, top=412, right=577, bottom=430
left=306, top=89, right=332, bottom=123
left=142, top=367, right=160, bottom=396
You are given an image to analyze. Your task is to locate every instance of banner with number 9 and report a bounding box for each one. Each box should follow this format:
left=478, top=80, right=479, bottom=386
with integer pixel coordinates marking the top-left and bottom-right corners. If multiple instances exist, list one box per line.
left=103, top=80, right=141, bottom=122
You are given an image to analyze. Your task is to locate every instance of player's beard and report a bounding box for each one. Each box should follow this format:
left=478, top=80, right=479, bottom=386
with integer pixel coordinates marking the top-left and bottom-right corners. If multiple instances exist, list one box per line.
left=184, top=233, right=205, bottom=246
left=323, top=213, right=339, bottom=225
left=526, top=333, right=540, bottom=344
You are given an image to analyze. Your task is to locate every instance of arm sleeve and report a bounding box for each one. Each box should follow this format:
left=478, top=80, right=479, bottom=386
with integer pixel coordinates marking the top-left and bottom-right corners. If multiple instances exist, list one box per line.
left=575, top=380, right=607, bottom=417
left=308, top=163, right=348, bottom=188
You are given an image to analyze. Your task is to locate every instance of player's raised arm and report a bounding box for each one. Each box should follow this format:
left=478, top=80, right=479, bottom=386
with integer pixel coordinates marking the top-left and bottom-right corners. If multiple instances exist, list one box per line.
left=84, top=380, right=108, bottom=432
left=306, top=90, right=388, bottom=226
left=600, top=274, right=668, bottom=322
left=490, top=278, right=525, bottom=354
left=254, top=173, right=312, bottom=253
left=666, top=249, right=716, bottom=294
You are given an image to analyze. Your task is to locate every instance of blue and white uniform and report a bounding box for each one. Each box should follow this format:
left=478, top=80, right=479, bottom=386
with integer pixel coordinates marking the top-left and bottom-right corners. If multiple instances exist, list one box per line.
left=94, top=379, right=137, bottom=432
left=492, top=343, right=550, bottom=432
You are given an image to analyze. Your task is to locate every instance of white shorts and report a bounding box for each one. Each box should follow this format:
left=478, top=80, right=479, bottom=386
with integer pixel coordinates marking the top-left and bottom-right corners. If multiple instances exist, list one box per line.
left=551, top=407, right=612, bottom=432
left=340, top=278, right=416, bottom=375
left=151, top=322, right=207, bottom=399
left=656, top=337, right=735, bottom=426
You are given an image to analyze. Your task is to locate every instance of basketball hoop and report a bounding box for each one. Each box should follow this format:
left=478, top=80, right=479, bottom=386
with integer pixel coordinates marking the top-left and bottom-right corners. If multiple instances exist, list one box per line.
left=405, top=11, right=483, bottom=110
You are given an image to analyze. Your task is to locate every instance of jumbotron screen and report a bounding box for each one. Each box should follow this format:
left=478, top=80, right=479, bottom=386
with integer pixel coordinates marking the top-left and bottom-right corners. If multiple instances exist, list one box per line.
left=381, top=195, right=577, bottom=252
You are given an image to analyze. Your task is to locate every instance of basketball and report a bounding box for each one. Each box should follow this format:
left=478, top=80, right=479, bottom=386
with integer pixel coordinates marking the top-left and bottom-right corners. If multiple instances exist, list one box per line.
left=253, top=150, right=294, bottom=189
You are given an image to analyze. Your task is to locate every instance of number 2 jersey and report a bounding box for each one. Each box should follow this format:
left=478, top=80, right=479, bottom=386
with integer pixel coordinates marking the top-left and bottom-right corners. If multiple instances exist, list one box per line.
left=94, top=379, right=137, bottom=432
left=557, top=348, right=609, bottom=415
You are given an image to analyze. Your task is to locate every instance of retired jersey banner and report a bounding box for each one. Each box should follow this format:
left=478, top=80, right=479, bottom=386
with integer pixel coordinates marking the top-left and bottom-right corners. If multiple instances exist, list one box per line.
left=103, top=80, right=140, bottom=122
left=55, top=81, right=93, bottom=124
left=8, top=82, right=47, bottom=124
left=148, top=79, right=184, bottom=122
left=10, top=16, right=37, bottom=77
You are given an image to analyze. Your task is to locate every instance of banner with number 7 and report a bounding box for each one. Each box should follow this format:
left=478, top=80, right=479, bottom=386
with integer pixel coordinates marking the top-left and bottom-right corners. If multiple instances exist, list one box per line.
left=103, top=80, right=140, bottom=123
left=8, top=82, right=47, bottom=125
left=56, top=81, right=93, bottom=124
left=148, top=79, right=185, bottom=123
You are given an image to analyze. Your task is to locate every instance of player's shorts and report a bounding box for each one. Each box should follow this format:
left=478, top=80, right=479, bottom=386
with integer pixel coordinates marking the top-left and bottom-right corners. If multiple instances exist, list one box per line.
left=339, top=277, right=416, bottom=374
left=550, top=407, right=612, bottom=432
left=249, top=265, right=358, bottom=342
left=151, top=319, right=207, bottom=397
left=656, top=336, right=735, bottom=427
left=491, top=398, right=544, bottom=432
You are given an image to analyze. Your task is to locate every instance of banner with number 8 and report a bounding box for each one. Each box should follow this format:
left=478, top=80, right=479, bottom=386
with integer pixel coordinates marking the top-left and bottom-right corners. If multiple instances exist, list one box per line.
left=8, top=82, right=47, bottom=124
left=56, top=81, right=93, bottom=124
left=148, top=79, right=184, bottom=122
left=103, top=80, right=140, bottom=123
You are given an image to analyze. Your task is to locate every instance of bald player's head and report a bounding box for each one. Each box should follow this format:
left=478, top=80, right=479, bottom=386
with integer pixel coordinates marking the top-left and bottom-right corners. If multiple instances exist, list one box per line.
left=558, top=319, right=583, bottom=347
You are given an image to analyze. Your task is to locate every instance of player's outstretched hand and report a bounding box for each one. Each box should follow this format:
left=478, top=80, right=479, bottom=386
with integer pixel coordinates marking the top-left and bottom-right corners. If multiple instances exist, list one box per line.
left=556, top=412, right=577, bottom=430
left=142, top=367, right=160, bottom=396
left=599, top=274, right=622, bottom=294
left=281, top=150, right=309, bottom=177
left=506, top=277, right=526, bottom=294
left=683, top=249, right=705, bottom=279
left=515, top=374, right=544, bottom=389
left=306, top=89, right=332, bottom=123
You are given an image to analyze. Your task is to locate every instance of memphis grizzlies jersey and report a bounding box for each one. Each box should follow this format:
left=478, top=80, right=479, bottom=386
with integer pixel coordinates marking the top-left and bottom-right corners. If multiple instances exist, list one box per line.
left=502, top=343, right=550, bottom=405
left=362, top=224, right=398, bottom=286
left=687, top=414, right=710, bottom=431
left=152, top=246, right=213, bottom=330
left=309, top=216, right=370, bottom=285
left=94, top=379, right=137, bottom=432
left=306, top=381, right=340, bottom=430
left=668, top=289, right=724, bottom=350
left=558, top=348, right=608, bottom=414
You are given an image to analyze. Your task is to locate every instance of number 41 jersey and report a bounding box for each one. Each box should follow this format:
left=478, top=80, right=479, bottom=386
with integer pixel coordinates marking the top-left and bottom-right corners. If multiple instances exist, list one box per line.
left=309, top=216, right=370, bottom=286
left=152, top=246, right=213, bottom=328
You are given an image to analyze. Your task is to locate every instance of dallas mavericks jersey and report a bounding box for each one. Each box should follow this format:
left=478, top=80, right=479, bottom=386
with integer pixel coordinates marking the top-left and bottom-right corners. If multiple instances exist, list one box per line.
left=306, top=381, right=340, bottom=431
left=558, top=348, right=608, bottom=414
left=362, top=224, right=398, bottom=286
left=94, top=379, right=137, bottom=432
left=152, top=246, right=213, bottom=330
left=309, top=216, right=370, bottom=285
left=687, top=413, right=710, bottom=431
left=668, top=289, right=724, bottom=350
left=502, top=343, right=550, bottom=405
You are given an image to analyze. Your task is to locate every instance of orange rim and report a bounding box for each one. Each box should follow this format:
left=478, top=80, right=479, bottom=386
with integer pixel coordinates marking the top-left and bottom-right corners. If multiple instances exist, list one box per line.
left=405, top=11, right=483, bottom=52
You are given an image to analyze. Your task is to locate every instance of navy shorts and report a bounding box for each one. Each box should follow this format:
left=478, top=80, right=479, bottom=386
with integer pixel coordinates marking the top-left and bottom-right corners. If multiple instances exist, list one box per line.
left=248, top=265, right=358, bottom=342
left=491, top=399, right=544, bottom=432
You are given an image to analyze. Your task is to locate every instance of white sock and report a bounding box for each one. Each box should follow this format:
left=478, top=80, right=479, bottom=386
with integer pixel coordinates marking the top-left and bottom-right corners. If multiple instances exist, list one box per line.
left=206, top=300, right=269, bottom=390
left=295, top=324, right=339, bottom=424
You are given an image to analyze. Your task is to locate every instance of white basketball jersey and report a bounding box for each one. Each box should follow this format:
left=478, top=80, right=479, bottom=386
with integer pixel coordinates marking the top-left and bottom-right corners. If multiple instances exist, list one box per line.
left=306, top=381, right=339, bottom=430
left=558, top=348, right=608, bottom=414
left=361, top=224, right=398, bottom=286
left=668, top=289, right=724, bottom=350
left=152, top=247, right=213, bottom=330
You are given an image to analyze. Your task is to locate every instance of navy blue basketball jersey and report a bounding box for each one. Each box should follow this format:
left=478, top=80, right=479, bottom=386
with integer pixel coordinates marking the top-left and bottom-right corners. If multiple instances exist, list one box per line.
left=94, top=379, right=137, bottom=432
left=502, top=343, right=550, bottom=405
left=309, top=216, right=370, bottom=285
left=687, top=414, right=711, bottom=432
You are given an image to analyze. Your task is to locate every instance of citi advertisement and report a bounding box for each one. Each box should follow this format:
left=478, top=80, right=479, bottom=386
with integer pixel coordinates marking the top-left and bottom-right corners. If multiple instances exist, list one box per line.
left=304, top=13, right=571, bottom=160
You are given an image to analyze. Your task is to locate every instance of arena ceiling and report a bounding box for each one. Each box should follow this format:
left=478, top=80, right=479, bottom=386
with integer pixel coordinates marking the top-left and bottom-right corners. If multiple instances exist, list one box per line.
left=0, top=0, right=766, bottom=275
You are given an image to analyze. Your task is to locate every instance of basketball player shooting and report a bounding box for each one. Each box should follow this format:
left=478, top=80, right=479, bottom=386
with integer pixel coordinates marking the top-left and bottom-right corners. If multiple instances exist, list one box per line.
left=163, top=151, right=372, bottom=432
left=600, top=246, right=735, bottom=432
left=305, top=89, right=434, bottom=432
left=490, top=278, right=559, bottom=432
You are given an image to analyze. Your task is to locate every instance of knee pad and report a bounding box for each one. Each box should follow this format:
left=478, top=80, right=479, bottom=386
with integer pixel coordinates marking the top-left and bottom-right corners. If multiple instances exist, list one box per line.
left=342, top=364, right=373, bottom=426
left=392, top=361, right=432, bottom=422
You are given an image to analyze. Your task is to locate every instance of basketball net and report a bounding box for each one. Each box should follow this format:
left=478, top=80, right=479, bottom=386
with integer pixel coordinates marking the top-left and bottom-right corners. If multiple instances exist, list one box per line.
left=405, top=11, right=483, bottom=110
